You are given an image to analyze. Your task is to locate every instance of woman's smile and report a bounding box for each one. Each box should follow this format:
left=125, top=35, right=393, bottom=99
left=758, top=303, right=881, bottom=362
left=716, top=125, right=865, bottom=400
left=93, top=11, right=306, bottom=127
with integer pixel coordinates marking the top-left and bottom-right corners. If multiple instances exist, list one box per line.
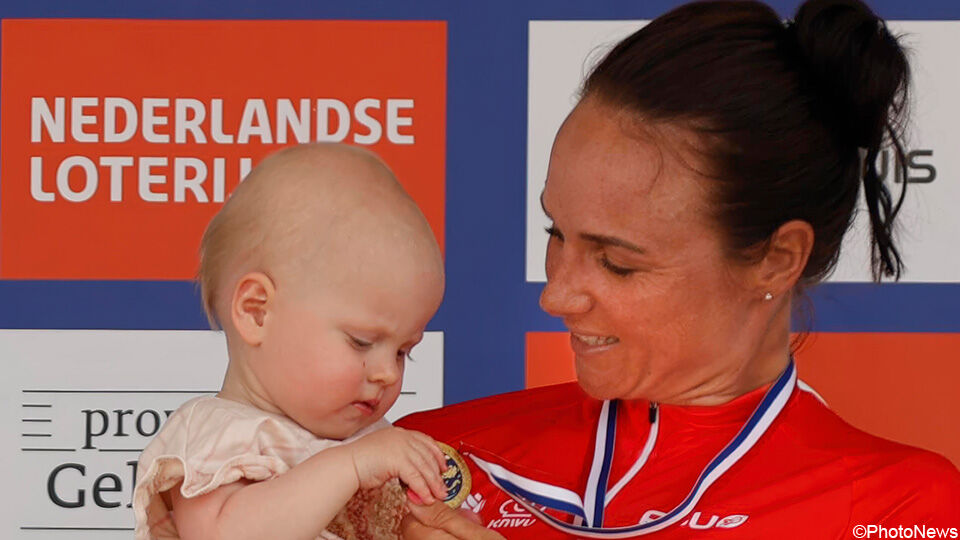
left=569, top=332, right=620, bottom=357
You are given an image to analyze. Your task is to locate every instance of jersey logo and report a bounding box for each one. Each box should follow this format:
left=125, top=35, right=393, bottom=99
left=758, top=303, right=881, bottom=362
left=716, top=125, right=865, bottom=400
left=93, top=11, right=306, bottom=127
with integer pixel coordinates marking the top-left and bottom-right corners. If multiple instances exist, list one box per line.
left=487, top=500, right=539, bottom=529
left=640, top=510, right=748, bottom=530
left=461, top=492, right=486, bottom=514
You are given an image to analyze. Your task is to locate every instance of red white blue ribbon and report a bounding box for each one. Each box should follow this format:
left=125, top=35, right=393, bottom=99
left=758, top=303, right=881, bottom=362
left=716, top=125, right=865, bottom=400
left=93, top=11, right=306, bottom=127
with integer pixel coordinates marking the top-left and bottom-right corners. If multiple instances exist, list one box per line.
left=469, top=359, right=797, bottom=538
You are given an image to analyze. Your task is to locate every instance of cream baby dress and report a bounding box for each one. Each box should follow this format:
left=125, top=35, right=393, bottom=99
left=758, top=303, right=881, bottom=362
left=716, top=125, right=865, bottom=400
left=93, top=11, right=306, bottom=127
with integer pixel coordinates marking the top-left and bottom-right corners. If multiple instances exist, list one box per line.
left=133, top=396, right=406, bottom=540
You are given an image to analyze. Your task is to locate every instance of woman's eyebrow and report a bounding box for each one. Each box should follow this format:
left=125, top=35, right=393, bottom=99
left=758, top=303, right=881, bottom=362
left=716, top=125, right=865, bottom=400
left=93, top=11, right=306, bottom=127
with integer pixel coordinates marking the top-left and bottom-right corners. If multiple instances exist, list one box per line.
left=581, top=233, right=646, bottom=254
left=539, top=192, right=552, bottom=219
left=541, top=191, right=644, bottom=253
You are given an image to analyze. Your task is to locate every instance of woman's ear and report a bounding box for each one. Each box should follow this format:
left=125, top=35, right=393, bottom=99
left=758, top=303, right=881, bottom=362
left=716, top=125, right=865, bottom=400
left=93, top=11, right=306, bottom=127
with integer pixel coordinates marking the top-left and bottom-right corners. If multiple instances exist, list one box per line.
left=230, top=272, right=277, bottom=346
left=753, top=220, right=814, bottom=300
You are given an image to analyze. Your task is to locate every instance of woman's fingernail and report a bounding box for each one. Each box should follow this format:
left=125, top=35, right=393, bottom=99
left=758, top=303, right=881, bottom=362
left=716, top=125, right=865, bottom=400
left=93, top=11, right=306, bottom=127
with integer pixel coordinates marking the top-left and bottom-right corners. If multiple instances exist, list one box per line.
left=407, top=489, right=424, bottom=505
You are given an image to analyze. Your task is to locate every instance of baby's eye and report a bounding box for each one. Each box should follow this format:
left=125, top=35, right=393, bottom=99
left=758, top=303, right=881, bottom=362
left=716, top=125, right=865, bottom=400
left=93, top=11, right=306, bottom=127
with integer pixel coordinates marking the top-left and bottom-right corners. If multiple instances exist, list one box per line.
left=348, top=335, right=373, bottom=350
left=396, top=349, right=413, bottom=363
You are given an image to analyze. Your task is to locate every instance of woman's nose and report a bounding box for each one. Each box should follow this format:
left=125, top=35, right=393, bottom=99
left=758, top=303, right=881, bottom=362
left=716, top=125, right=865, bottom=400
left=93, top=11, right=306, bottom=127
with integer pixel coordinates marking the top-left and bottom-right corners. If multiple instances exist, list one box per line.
left=540, top=251, right=592, bottom=316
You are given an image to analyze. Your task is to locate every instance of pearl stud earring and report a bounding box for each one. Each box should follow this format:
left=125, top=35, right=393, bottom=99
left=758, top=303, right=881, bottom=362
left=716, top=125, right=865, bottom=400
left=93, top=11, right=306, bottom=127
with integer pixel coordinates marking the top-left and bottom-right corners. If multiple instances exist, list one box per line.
left=763, top=292, right=774, bottom=301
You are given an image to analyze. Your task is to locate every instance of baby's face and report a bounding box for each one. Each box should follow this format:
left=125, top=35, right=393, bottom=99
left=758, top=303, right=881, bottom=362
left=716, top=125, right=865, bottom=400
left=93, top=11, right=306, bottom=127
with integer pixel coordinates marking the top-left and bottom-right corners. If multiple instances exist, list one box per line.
left=252, top=254, right=444, bottom=440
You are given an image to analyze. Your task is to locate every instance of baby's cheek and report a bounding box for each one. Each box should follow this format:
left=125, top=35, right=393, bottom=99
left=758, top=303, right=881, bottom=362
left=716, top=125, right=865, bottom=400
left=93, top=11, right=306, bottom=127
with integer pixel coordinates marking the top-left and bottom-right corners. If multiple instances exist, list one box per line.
left=383, top=381, right=403, bottom=408
left=323, top=361, right=369, bottom=397
left=293, top=358, right=355, bottom=397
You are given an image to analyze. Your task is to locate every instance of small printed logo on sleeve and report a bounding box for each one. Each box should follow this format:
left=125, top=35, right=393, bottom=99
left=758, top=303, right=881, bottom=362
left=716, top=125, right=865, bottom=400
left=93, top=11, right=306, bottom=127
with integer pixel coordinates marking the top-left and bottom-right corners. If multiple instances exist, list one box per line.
left=460, top=491, right=486, bottom=514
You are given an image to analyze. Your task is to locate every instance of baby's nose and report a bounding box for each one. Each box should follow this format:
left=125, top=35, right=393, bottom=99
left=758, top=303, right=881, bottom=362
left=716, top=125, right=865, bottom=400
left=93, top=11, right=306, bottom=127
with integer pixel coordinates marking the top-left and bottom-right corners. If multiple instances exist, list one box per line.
left=366, top=352, right=401, bottom=386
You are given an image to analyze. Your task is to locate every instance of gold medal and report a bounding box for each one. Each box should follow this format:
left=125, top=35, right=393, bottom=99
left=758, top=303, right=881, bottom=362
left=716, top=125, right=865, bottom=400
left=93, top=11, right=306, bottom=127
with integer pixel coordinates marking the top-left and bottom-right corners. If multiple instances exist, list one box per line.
left=437, top=442, right=471, bottom=508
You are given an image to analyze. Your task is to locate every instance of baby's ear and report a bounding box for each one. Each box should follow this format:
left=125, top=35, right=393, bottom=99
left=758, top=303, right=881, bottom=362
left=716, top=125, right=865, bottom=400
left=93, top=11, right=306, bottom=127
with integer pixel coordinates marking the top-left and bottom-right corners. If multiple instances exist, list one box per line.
left=230, top=272, right=276, bottom=346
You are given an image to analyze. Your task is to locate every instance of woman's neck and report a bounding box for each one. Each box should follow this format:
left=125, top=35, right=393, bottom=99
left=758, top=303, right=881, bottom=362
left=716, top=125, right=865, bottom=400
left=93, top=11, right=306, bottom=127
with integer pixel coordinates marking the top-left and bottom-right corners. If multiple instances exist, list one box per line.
left=663, top=299, right=793, bottom=407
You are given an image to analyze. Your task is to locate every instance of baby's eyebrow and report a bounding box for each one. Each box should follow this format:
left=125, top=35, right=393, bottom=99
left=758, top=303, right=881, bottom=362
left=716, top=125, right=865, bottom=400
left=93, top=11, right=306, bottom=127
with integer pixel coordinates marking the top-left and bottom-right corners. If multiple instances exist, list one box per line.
left=350, top=325, right=423, bottom=345
left=347, top=324, right=388, bottom=340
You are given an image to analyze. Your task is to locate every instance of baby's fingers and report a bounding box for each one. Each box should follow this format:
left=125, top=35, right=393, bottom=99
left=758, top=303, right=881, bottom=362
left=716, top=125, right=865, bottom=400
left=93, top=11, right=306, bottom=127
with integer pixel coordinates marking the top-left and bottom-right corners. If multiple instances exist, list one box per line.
left=400, top=466, right=437, bottom=506
left=429, top=441, right=448, bottom=472
left=411, top=431, right=450, bottom=473
left=410, top=443, right=448, bottom=501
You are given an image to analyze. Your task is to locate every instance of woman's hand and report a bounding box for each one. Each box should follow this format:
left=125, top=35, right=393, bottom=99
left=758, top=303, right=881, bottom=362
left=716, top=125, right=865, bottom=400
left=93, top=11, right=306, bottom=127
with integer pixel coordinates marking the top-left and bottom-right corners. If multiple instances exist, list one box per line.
left=402, top=501, right=507, bottom=539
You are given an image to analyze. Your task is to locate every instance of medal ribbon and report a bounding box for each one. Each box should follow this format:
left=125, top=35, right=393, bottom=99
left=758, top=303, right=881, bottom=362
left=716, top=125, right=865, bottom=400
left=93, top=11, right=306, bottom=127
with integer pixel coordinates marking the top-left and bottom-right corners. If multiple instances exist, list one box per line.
left=469, top=359, right=797, bottom=538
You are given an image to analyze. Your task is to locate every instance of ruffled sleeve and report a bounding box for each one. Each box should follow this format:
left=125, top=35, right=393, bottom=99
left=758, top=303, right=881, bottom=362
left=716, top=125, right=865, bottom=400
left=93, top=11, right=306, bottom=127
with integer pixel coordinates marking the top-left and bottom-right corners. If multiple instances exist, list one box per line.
left=132, top=396, right=350, bottom=540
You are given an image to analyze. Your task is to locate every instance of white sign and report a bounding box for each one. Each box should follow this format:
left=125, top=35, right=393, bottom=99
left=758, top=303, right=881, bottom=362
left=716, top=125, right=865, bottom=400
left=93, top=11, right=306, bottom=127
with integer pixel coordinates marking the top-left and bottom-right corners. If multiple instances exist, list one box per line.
left=526, top=20, right=960, bottom=283
left=1, top=329, right=442, bottom=538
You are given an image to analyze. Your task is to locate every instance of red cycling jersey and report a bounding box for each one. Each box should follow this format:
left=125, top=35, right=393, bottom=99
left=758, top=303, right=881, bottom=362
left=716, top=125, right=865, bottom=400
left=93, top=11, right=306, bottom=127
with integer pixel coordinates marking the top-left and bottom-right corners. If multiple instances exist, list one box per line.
left=398, top=372, right=960, bottom=539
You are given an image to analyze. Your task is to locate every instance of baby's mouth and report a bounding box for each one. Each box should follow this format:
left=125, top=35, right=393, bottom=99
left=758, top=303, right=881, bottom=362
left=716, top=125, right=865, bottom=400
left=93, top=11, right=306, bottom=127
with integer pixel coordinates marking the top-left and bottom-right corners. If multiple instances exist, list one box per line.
left=352, top=399, right=379, bottom=415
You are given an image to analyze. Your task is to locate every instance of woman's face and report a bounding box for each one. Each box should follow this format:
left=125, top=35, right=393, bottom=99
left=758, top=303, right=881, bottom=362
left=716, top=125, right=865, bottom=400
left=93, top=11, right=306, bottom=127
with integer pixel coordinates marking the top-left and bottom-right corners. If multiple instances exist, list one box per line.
left=540, top=98, right=763, bottom=404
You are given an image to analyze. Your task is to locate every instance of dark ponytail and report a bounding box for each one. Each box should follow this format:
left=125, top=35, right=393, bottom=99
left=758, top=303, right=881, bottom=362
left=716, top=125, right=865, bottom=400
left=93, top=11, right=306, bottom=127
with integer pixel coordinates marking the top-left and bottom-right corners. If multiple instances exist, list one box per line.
left=584, top=0, right=911, bottom=283
left=790, top=0, right=909, bottom=279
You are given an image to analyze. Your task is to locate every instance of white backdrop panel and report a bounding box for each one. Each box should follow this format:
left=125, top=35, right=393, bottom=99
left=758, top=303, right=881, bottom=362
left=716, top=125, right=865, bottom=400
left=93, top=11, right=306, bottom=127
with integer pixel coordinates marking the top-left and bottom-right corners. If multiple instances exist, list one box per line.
left=526, top=21, right=959, bottom=283
left=1, top=329, right=443, bottom=538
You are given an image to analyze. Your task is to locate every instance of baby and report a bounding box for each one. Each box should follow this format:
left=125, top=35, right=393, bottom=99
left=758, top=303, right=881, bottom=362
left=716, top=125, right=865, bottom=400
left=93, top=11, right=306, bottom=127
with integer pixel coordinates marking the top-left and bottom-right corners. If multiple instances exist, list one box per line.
left=133, top=144, right=448, bottom=540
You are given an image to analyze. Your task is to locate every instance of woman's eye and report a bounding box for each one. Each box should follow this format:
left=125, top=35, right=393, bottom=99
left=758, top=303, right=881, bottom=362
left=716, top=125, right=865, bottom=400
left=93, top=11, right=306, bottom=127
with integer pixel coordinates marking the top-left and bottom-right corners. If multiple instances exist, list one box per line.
left=348, top=335, right=373, bottom=350
left=544, top=225, right=564, bottom=242
left=600, top=255, right=637, bottom=277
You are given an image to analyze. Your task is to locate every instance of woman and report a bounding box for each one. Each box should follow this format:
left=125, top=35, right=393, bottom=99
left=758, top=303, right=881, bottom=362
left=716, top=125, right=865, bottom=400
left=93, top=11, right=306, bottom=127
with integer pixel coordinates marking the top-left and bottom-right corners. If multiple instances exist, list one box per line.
left=400, top=0, right=960, bottom=537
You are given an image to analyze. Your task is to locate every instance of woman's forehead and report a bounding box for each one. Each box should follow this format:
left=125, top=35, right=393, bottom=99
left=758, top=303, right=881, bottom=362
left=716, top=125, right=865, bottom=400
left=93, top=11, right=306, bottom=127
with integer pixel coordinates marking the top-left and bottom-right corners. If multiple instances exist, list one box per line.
left=545, top=101, right=713, bottom=232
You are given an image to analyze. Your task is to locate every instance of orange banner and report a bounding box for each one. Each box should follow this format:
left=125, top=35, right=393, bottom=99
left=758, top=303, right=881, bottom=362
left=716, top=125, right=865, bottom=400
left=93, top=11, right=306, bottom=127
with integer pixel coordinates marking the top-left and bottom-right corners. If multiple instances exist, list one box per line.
left=1, top=19, right=446, bottom=279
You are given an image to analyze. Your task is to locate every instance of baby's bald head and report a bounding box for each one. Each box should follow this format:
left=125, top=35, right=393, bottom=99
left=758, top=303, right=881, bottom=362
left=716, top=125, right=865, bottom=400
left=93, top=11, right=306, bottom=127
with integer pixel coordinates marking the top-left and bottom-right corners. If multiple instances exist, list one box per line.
left=198, top=143, right=443, bottom=329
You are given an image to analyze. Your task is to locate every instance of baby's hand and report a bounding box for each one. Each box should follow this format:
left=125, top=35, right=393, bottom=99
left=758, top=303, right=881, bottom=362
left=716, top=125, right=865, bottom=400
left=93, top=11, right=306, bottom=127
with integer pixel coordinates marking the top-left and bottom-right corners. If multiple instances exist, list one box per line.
left=346, top=427, right=448, bottom=504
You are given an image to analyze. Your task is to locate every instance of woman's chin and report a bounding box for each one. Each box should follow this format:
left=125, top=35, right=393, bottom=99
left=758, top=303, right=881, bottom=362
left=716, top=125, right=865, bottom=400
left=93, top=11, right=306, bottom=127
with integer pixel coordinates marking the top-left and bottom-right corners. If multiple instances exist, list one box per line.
left=576, top=376, right=626, bottom=401
left=574, top=357, right=640, bottom=401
